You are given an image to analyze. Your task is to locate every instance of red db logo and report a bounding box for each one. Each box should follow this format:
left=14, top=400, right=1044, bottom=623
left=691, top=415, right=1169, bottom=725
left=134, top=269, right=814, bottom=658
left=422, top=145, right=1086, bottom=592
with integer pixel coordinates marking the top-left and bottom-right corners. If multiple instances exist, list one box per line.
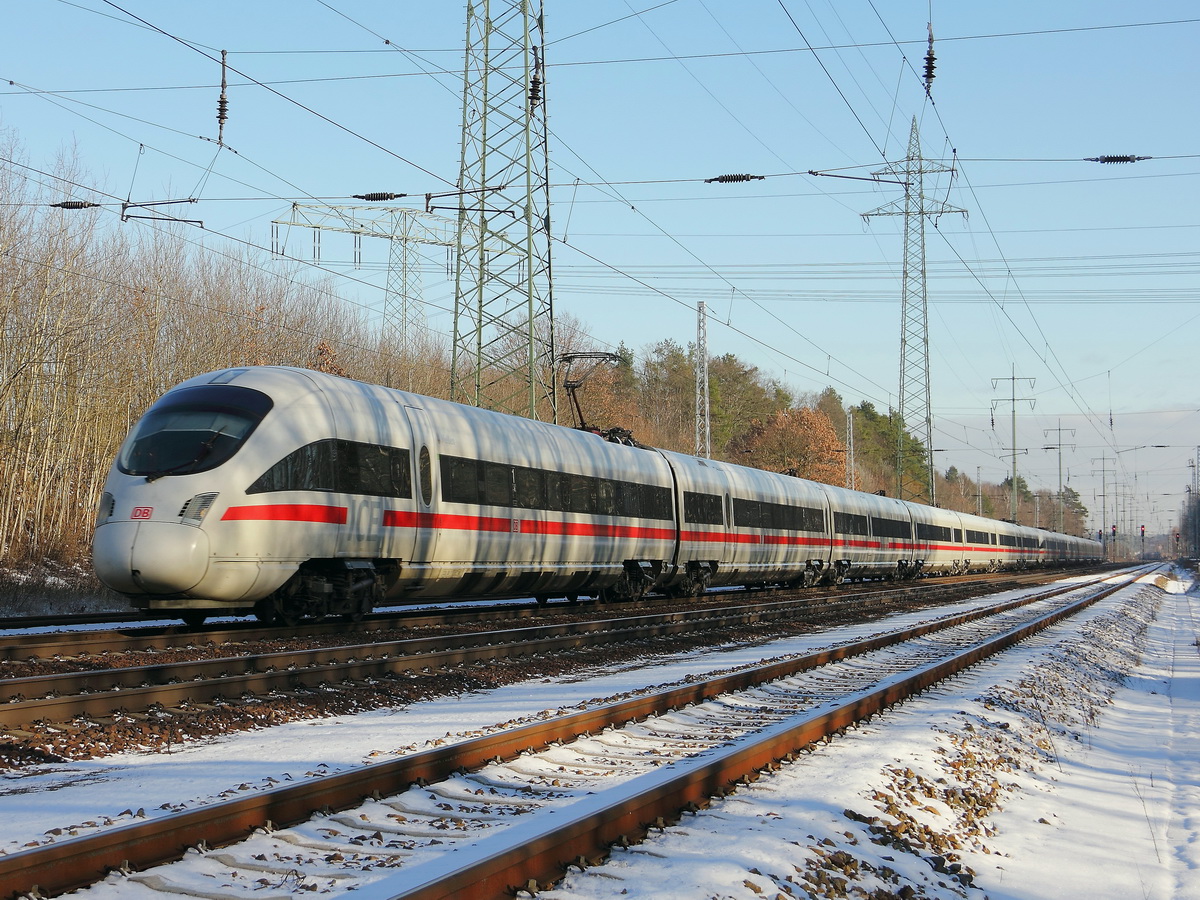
left=131, top=507, right=153, bottom=519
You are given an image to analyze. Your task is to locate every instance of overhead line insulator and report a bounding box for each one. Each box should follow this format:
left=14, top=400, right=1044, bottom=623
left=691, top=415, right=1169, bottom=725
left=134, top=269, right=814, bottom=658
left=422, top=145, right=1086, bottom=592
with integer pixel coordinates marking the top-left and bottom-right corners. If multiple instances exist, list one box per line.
left=704, top=173, right=765, bottom=184
left=924, top=23, right=936, bottom=95
left=1085, top=155, right=1151, bottom=164
left=51, top=200, right=100, bottom=209
left=353, top=192, right=408, bottom=201
left=216, top=50, right=229, bottom=147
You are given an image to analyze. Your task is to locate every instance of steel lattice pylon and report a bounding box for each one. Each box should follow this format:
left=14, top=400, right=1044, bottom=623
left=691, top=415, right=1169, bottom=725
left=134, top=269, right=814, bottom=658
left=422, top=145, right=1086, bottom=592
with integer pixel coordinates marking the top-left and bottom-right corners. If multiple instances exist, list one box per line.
left=863, top=117, right=965, bottom=503
left=452, top=0, right=556, bottom=420
left=273, top=204, right=459, bottom=386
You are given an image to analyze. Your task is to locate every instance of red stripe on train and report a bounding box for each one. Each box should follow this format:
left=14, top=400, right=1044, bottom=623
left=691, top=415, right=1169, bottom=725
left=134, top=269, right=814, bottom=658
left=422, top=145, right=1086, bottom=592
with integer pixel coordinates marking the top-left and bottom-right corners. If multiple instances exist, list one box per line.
left=382, top=510, right=675, bottom=540
left=222, top=504, right=348, bottom=524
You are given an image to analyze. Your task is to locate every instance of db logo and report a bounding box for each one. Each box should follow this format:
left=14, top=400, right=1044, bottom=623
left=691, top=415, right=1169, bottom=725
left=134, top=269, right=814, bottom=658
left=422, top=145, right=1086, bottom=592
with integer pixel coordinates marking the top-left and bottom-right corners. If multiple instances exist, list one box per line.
left=131, top=507, right=153, bottom=520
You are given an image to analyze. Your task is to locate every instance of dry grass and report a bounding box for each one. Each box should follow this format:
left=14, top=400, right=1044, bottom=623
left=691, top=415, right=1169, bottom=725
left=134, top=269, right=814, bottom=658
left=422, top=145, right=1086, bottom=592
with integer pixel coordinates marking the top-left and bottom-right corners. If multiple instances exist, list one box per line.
left=0, top=561, right=126, bottom=617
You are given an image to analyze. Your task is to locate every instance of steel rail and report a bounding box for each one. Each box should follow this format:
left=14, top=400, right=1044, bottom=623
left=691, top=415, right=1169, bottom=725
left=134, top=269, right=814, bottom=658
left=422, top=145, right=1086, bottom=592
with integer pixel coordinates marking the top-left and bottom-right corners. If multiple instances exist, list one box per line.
left=0, top=567, right=1101, bottom=660
left=0, top=577, right=1025, bottom=728
left=383, top=566, right=1153, bottom=900
left=0, top=567, right=1148, bottom=899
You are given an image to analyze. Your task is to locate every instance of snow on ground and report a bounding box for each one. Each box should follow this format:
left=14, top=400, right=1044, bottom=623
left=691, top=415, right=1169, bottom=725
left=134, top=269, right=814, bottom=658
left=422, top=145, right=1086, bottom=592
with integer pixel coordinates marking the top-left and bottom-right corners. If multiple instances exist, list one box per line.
left=543, top=567, right=1194, bottom=900
left=1, top=568, right=1190, bottom=900
left=5, top=580, right=1097, bottom=855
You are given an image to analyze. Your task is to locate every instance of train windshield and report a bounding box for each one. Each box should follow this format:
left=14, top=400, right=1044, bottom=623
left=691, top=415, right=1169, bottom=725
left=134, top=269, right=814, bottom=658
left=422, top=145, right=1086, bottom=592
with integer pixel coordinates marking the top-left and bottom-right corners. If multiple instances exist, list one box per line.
left=118, top=385, right=274, bottom=480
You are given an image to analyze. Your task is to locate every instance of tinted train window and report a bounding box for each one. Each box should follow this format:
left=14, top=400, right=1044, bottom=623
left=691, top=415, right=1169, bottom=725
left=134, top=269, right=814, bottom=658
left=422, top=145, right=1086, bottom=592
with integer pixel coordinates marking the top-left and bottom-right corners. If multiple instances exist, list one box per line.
left=732, top=498, right=761, bottom=528
left=514, top=467, right=545, bottom=509
left=120, top=385, right=274, bottom=479
left=684, top=491, right=724, bottom=525
left=483, top=462, right=513, bottom=506
left=544, top=472, right=568, bottom=511
left=915, top=522, right=952, bottom=542
left=251, top=440, right=336, bottom=493
left=442, top=456, right=480, bottom=504
left=640, top=485, right=673, bottom=520
left=567, top=475, right=595, bottom=514
left=438, top=454, right=673, bottom=520
left=249, top=439, right=411, bottom=498
left=870, top=516, right=912, bottom=539
left=833, top=512, right=868, bottom=535
left=734, top=498, right=824, bottom=532
left=418, top=447, right=433, bottom=505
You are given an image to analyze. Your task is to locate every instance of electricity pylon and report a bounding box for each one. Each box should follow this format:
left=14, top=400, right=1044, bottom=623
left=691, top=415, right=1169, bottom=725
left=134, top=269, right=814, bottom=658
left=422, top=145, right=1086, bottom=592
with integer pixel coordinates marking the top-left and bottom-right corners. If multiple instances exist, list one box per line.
left=273, top=204, right=458, bottom=387
left=452, top=0, right=556, bottom=421
left=863, top=117, right=965, bottom=503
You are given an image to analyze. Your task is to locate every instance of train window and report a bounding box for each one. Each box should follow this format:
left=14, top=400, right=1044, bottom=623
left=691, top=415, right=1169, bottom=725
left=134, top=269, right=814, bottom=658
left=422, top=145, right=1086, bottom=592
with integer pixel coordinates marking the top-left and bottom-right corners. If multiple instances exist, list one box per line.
left=684, top=491, right=724, bottom=525
left=418, top=447, right=433, bottom=506
left=513, top=466, right=545, bottom=510
left=249, top=440, right=411, bottom=498
left=544, top=472, right=568, bottom=511
left=483, top=462, right=513, bottom=506
left=433, top=453, right=673, bottom=520
left=343, top=443, right=412, bottom=497
left=733, top=498, right=761, bottom=528
left=120, top=385, right=274, bottom=479
left=568, top=475, right=596, bottom=514
left=915, top=522, right=952, bottom=542
left=442, top=456, right=481, bottom=504
left=833, top=512, right=869, bottom=535
left=870, top=516, right=912, bottom=539
left=795, top=506, right=825, bottom=532
left=645, top=486, right=673, bottom=520
left=613, top=482, right=635, bottom=517
left=732, top=498, right=824, bottom=532
left=596, top=480, right=617, bottom=516
left=249, top=441, right=336, bottom=494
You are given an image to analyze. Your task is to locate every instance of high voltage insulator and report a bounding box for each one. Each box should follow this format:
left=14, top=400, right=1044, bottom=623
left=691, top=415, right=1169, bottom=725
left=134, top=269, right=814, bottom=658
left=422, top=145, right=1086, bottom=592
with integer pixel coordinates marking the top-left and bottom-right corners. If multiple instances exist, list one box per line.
left=353, top=192, right=408, bottom=201
left=704, top=173, right=765, bottom=184
left=1086, top=155, right=1151, bottom=164
left=923, top=23, right=936, bottom=95
left=51, top=200, right=99, bottom=209
left=216, top=50, right=229, bottom=146
left=529, top=45, right=543, bottom=109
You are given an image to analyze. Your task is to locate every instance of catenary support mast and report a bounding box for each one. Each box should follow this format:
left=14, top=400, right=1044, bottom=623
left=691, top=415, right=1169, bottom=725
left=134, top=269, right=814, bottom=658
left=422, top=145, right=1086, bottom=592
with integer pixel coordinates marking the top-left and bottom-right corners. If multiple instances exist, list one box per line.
left=863, top=117, right=965, bottom=504
left=452, top=0, right=556, bottom=420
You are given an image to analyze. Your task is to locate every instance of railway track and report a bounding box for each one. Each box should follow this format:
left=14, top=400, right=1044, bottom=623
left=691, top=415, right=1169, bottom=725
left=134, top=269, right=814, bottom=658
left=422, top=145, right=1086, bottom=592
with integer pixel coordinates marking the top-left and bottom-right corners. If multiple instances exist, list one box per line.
left=0, top=565, right=1110, bottom=651
left=0, top=566, right=1153, bottom=899
left=0, top=572, right=1079, bottom=733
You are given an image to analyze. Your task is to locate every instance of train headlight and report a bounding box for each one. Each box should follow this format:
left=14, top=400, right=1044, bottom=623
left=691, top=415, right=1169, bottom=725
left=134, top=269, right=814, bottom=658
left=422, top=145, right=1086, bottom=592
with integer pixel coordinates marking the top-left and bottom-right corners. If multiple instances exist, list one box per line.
left=96, top=491, right=115, bottom=526
left=179, top=492, right=219, bottom=526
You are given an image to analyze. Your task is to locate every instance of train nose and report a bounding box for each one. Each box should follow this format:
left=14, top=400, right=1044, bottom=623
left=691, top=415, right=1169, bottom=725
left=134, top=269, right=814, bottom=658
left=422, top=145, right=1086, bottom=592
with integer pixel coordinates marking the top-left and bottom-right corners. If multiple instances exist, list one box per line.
left=93, top=521, right=211, bottom=595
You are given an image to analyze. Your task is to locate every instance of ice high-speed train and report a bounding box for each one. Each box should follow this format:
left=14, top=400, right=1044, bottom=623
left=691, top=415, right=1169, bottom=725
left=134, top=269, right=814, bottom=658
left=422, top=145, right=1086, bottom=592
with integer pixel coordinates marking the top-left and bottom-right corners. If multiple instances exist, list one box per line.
left=92, top=367, right=1102, bottom=625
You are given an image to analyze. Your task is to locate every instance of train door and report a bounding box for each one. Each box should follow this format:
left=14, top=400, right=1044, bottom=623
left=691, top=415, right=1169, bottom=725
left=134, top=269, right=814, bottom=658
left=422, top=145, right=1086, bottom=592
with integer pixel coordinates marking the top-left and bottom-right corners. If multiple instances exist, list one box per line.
left=331, top=397, right=387, bottom=562
left=397, top=404, right=439, bottom=587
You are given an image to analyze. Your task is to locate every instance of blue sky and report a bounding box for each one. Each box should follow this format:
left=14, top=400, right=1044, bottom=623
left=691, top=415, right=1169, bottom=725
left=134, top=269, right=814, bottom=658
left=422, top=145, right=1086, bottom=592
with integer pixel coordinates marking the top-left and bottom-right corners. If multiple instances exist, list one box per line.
left=2, top=1, right=1198, bottom=537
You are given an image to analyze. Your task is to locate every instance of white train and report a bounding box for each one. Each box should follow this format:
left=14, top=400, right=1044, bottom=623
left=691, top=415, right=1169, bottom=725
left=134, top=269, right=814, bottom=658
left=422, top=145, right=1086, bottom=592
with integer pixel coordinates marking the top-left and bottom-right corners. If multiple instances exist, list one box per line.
left=92, top=367, right=1103, bottom=625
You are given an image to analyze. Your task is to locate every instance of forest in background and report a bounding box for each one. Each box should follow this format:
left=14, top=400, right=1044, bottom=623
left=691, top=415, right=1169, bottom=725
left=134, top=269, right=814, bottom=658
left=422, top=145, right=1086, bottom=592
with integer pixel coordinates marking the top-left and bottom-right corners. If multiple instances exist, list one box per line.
left=0, top=148, right=1089, bottom=568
